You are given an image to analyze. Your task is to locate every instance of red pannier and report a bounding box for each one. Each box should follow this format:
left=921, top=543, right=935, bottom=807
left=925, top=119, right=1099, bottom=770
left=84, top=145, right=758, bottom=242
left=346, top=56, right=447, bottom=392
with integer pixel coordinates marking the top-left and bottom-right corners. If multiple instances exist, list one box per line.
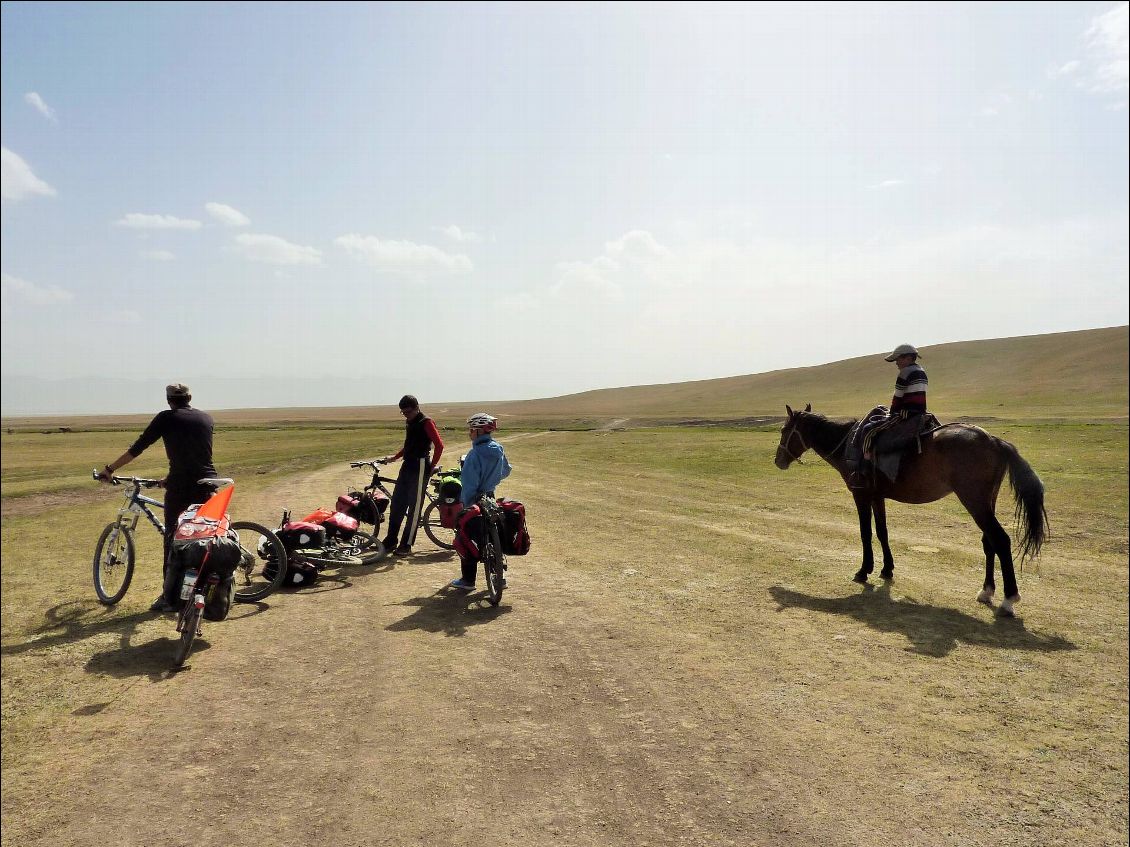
left=499, top=499, right=531, bottom=556
left=439, top=502, right=462, bottom=529
left=454, top=505, right=481, bottom=560
left=337, top=491, right=388, bottom=525
left=303, top=508, right=359, bottom=539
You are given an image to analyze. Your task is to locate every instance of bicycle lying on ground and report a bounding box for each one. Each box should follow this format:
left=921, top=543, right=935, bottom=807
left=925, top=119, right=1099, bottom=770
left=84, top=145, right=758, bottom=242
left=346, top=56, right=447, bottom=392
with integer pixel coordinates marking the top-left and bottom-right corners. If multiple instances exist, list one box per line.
left=91, top=471, right=287, bottom=605
left=347, top=459, right=459, bottom=550
left=270, top=504, right=385, bottom=576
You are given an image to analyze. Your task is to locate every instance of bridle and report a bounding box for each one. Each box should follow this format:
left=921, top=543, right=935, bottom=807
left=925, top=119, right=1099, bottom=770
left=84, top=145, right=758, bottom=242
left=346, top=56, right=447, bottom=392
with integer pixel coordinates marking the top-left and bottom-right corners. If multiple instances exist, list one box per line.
left=776, top=417, right=809, bottom=465
left=777, top=414, right=851, bottom=465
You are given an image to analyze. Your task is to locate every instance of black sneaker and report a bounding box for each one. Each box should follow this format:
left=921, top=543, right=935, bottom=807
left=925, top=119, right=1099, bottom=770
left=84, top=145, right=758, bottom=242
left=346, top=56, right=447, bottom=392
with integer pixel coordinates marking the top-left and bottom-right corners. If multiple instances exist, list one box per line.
left=150, top=596, right=177, bottom=613
left=393, top=545, right=412, bottom=556
left=380, top=537, right=397, bottom=551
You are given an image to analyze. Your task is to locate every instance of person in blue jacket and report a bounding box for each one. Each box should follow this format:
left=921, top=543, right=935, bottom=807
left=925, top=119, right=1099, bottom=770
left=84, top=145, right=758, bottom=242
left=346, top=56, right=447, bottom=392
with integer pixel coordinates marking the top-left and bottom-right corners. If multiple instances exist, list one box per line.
left=449, top=412, right=512, bottom=590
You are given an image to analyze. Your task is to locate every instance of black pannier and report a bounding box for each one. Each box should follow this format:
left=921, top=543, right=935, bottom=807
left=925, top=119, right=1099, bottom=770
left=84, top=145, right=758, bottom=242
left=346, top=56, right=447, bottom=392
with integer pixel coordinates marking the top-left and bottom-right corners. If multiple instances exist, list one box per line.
left=277, top=522, right=327, bottom=550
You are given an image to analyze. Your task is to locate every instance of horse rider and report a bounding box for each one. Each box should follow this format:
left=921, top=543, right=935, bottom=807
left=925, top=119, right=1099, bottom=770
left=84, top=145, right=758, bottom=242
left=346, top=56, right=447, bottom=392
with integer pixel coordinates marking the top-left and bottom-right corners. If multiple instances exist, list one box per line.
left=849, top=344, right=928, bottom=488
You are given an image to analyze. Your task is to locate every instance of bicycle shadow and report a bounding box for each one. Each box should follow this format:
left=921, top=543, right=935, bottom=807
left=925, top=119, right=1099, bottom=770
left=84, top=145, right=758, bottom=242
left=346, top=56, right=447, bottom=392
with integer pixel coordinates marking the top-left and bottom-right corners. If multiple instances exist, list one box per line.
left=385, top=587, right=511, bottom=637
left=82, top=601, right=268, bottom=681
left=2, top=600, right=153, bottom=658
left=85, top=635, right=214, bottom=681
left=768, top=583, right=1077, bottom=658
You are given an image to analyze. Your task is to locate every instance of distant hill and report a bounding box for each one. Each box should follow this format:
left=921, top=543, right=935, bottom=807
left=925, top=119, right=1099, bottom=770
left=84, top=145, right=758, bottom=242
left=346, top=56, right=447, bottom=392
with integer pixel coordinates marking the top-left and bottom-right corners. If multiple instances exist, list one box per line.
left=3, top=326, right=1125, bottom=429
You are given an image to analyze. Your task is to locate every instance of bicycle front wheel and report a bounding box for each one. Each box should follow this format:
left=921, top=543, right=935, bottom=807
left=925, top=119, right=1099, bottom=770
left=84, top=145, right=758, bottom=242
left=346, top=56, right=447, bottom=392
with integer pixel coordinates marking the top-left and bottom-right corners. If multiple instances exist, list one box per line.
left=422, top=501, right=455, bottom=550
left=483, top=524, right=506, bottom=607
left=93, top=521, right=136, bottom=605
left=230, top=521, right=288, bottom=603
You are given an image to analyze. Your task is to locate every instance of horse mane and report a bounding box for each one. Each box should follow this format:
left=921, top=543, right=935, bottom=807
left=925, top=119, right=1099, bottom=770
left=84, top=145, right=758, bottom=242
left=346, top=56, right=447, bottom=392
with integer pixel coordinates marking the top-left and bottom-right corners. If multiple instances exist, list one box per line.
left=798, top=411, right=855, bottom=457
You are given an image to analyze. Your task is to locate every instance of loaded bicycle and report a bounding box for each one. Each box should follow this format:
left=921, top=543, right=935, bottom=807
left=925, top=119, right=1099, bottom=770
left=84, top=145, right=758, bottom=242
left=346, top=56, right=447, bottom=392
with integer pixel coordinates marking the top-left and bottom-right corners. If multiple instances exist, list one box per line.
left=91, top=471, right=287, bottom=606
left=347, top=458, right=461, bottom=550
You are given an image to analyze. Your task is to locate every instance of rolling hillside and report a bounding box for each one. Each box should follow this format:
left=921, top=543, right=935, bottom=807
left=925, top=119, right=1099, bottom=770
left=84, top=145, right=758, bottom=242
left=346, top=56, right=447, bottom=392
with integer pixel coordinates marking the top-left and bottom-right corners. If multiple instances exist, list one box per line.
left=4, top=326, right=1125, bottom=429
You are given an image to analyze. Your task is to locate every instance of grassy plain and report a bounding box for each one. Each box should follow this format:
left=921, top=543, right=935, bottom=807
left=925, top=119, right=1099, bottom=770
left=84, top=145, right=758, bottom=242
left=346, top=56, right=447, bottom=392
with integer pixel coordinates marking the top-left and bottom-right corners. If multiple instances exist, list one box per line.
left=1, top=414, right=1127, bottom=846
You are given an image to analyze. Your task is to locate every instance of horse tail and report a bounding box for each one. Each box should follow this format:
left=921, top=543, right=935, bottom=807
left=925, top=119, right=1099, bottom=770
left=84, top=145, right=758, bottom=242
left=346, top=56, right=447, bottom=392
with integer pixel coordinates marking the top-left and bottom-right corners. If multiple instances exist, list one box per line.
left=998, top=438, right=1049, bottom=561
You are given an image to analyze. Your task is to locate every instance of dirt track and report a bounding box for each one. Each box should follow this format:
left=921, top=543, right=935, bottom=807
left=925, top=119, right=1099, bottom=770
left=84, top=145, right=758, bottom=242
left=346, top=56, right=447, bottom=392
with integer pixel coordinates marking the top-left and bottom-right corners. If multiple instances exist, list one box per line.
left=2, top=433, right=1127, bottom=847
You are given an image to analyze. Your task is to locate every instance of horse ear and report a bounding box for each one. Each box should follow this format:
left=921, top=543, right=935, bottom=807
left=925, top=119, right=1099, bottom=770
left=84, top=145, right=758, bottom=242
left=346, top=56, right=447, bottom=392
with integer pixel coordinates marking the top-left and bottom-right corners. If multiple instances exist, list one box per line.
left=804, top=403, right=811, bottom=413
left=786, top=404, right=794, bottom=416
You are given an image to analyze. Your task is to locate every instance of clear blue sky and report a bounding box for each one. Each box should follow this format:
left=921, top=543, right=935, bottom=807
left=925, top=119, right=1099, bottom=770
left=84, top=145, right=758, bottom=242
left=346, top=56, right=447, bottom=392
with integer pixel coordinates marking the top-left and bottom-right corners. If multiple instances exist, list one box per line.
left=2, top=2, right=1127, bottom=414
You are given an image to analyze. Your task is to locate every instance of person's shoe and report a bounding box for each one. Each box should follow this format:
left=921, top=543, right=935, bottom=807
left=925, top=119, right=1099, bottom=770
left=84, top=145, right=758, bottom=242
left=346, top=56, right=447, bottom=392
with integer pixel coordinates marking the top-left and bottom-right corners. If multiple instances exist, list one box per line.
left=380, top=537, right=397, bottom=551
left=150, top=596, right=177, bottom=613
left=449, top=578, right=475, bottom=591
left=393, top=545, right=412, bottom=556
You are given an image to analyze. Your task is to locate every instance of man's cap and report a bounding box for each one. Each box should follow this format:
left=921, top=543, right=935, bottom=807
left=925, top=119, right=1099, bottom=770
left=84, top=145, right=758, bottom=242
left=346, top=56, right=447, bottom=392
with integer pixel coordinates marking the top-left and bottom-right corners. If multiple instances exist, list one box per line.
left=884, top=344, right=919, bottom=362
left=166, top=383, right=191, bottom=398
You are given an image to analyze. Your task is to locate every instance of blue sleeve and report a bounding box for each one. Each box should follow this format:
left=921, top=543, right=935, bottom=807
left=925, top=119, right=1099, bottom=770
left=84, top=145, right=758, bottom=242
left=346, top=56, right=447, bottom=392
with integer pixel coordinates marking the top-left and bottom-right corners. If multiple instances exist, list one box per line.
left=500, top=450, right=512, bottom=481
left=460, top=451, right=481, bottom=508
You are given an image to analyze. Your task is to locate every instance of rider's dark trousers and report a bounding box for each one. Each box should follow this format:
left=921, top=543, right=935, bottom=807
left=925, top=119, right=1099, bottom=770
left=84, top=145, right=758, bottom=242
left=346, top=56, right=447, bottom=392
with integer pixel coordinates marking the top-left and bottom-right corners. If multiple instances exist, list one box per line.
left=161, top=482, right=217, bottom=600
left=384, top=457, right=429, bottom=548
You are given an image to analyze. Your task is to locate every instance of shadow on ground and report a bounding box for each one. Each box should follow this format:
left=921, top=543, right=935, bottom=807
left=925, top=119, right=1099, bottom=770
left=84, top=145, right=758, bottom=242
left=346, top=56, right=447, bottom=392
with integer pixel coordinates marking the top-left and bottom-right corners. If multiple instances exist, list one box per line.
left=385, top=588, right=511, bottom=637
left=768, top=583, right=1078, bottom=657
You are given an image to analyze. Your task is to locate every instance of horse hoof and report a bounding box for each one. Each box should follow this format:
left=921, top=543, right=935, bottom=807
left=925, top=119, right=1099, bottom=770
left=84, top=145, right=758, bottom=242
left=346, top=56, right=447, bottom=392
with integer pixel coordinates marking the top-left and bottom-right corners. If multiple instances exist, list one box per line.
left=997, top=595, right=1020, bottom=617
left=880, top=571, right=894, bottom=581
left=976, top=588, right=994, bottom=605
left=852, top=572, right=869, bottom=585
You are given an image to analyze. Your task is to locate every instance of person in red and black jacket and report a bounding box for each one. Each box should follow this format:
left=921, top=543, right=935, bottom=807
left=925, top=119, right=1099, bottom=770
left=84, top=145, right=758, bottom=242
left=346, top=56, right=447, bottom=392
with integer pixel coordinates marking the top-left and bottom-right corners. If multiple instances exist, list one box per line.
left=380, top=395, right=444, bottom=556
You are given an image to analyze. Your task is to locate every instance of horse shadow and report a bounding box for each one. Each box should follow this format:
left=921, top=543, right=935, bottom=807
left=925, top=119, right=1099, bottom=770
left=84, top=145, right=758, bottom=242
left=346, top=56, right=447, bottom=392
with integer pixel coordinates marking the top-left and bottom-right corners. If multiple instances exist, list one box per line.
left=385, top=587, right=511, bottom=637
left=768, top=584, right=1077, bottom=658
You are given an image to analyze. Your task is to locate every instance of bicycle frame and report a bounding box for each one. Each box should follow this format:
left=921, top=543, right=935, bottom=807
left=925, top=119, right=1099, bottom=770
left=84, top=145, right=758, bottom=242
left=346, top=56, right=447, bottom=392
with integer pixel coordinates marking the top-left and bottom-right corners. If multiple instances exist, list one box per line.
left=112, top=481, right=166, bottom=537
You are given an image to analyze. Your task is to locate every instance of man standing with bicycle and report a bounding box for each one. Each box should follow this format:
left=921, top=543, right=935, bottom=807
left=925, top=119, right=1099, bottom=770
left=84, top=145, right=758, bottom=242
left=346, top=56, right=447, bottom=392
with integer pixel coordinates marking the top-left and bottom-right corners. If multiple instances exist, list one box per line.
left=96, top=383, right=218, bottom=611
left=379, top=395, right=444, bottom=556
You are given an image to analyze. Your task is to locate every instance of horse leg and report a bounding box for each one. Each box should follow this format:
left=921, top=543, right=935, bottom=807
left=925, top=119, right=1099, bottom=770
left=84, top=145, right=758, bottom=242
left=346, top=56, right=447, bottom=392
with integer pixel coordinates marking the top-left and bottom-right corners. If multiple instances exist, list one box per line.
left=956, top=490, right=1019, bottom=616
left=852, top=492, right=875, bottom=584
left=976, top=533, right=996, bottom=605
left=873, top=498, right=895, bottom=580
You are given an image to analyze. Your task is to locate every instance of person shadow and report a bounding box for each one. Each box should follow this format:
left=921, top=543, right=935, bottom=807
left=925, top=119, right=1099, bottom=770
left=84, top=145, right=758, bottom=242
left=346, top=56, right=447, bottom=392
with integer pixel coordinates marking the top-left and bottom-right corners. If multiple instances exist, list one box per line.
left=768, top=583, right=1077, bottom=657
left=385, top=586, right=511, bottom=637
left=2, top=600, right=153, bottom=659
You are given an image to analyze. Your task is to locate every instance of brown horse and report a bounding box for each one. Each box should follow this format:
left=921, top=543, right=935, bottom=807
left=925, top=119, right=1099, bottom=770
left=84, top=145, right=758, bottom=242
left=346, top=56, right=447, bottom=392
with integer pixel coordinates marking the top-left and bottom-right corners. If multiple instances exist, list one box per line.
left=774, top=404, right=1047, bottom=617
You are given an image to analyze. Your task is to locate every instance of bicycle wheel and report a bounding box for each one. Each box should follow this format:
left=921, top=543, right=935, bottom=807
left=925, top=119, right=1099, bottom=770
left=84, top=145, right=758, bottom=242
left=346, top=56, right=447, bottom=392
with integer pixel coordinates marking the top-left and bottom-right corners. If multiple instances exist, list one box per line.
left=230, top=521, right=288, bottom=603
left=341, top=531, right=383, bottom=560
left=93, top=522, right=136, bottom=605
left=483, top=523, right=506, bottom=607
left=422, top=501, right=456, bottom=550
left=172, top=604, right=201, bottom=668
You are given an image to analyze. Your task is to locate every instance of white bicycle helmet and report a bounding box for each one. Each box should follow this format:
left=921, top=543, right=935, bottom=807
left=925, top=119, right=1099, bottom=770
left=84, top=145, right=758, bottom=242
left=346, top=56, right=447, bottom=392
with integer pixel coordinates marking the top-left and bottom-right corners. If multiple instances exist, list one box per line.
left=466, top=412, right=498, bottom=433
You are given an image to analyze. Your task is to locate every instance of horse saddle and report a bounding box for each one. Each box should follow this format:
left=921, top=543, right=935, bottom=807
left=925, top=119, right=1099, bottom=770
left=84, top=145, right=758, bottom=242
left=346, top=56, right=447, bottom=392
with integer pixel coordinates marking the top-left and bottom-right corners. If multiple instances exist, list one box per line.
left=872, top=413, right=942, bottom=482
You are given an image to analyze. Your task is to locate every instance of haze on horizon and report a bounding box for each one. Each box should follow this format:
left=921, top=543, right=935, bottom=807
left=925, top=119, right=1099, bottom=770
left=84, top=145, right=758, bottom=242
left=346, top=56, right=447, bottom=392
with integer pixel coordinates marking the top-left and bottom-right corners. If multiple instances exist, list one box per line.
left=2, top=2, right=1128, bottom=416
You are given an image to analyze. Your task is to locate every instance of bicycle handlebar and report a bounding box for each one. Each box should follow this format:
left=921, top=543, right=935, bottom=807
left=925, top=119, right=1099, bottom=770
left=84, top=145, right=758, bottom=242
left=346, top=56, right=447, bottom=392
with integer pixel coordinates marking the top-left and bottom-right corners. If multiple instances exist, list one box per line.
left=92, top=469, right=161, bottom=488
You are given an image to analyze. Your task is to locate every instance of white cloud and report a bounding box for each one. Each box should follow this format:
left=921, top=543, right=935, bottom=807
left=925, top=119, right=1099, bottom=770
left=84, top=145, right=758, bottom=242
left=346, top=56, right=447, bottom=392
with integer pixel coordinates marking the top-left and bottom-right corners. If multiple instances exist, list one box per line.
left=1048, top=59, right=1081, bottom=79
left=24, top=92, right=57, bottom=122
left=1085, top=2, right=1129, bottom=93
left=335, top=235, right=472, bottom=274
left=875, top=179, right=907, bottom=189
left=205, top=202, right=251, bottom=227
left=1, top=147, right=56, bottom=201
left=141, top=250, right=176, bottom=262
left=551, top=230, right=674, bottom=302
left=114, top=213, right=202, bottom=230
left=605, top=229, right=671, bottom=261
left=233, top=233, right=322, bottom=265
left=1, top=273, right=73, bottom=305
left=435, top=224, right=483, bottom=244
